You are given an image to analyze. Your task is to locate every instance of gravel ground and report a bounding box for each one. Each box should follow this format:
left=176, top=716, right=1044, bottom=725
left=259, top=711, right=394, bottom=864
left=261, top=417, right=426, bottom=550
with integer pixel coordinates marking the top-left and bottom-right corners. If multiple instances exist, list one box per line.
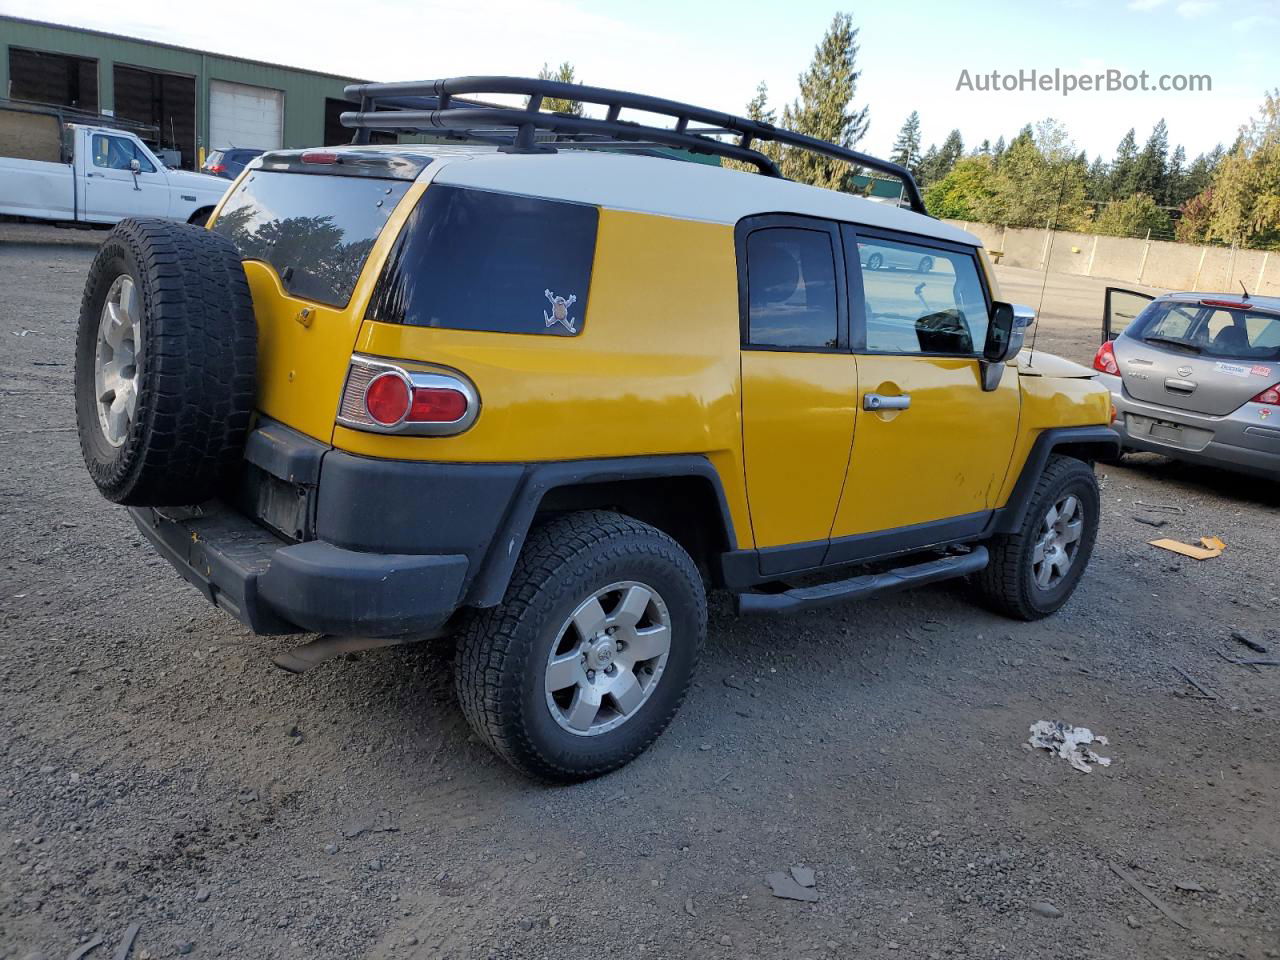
left=1, top=237, right=1277, bottom=960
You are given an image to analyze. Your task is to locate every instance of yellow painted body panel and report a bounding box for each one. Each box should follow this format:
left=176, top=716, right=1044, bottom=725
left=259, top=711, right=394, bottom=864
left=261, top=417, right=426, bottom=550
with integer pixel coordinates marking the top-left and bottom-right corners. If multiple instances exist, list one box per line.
left=996, top=373, right=1111, bottom=506
left=337, top=208, right=755, bottom=547
left=739, top=352, right=857, bottom=548
left=833, top=356, right=1021, bottom=535
left=215, top=180, right=431, bottom=444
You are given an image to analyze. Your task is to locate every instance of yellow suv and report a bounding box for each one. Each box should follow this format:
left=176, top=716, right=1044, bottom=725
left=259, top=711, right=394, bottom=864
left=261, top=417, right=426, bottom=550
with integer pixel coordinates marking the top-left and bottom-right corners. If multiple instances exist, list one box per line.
left=73, top=78, right=1117, bottom=781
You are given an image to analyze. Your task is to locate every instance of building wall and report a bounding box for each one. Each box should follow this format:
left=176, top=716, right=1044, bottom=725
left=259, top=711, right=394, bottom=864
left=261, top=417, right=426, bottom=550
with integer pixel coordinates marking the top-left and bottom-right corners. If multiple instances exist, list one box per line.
left=1, top=16, right=361, bottom=161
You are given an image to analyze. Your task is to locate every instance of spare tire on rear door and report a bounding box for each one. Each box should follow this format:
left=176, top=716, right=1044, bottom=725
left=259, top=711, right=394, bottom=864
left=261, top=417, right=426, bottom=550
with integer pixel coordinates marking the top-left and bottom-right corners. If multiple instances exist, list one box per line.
left=74, top=218, right=257, bottom=506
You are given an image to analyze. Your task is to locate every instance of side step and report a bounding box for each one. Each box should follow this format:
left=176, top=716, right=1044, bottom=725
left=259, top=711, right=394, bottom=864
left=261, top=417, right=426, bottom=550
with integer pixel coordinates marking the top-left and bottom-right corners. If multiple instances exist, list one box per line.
left=735, top=547, right=989, bottom=615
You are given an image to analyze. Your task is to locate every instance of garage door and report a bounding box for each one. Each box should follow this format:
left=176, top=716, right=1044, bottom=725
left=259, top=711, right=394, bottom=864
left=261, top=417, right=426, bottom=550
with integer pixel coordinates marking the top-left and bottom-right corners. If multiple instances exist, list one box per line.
left=209, top=80, right=283, bottom=150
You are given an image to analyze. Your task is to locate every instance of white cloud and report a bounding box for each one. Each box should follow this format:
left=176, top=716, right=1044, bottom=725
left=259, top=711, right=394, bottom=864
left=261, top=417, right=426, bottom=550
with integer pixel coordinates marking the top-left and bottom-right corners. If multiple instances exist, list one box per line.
left=1127, top=0, right=1168, bottom=10
left=1232, top=13, right=1278, bottom=31
left=1176, top=0, right=1218, bottom=17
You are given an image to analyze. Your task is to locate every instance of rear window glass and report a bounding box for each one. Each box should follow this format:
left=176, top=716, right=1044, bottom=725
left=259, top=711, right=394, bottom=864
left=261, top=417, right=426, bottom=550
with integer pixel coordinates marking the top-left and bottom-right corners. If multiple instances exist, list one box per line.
left=366, top=185, right=598, bottom=336
left=1134, top=301, right=1280, bottom=361
left=212, top=171, right=410, bottom=308
left=744, top=227, right=839, bottom=349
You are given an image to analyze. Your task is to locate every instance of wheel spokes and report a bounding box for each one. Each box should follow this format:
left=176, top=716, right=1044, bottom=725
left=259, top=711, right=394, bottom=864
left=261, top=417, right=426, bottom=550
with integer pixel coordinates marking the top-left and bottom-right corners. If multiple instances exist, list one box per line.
left=571, top=595, right=608, bottom=639
left=545, top=652, right=585, bottom=693
left=564, top=687, right=602, bottom=731
left=1061, top=517, right=1083, bottom=545
left=608, top=670, right=644, bottom=716
left=622, top=624, right=671, bottom=665
left=612, top=584, right=652, bottom=629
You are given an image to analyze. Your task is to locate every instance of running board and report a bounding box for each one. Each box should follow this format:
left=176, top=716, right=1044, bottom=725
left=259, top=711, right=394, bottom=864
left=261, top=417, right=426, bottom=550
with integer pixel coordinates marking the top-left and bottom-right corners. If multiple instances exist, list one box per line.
left=735, top=547, right=989, bottom=615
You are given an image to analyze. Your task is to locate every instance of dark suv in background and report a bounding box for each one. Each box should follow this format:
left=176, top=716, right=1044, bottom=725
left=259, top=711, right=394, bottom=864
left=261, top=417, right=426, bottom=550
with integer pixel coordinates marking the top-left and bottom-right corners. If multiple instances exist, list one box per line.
left=202, top=148, right=264, bottom=180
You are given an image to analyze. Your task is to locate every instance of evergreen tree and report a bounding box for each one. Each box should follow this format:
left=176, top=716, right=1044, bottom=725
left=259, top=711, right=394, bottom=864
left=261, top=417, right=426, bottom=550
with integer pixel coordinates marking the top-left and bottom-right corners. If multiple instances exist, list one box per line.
left=1163, top=144, right=1187, bottom=206
left=1199, top=90, right=1280, bottom=247
left=726, top=82, right=781, bottom=172
left=1108, top=128, right=1139, bottom=199
left=1132, top=119, right=1169, bottom=199
left=992, top=135, right=1007, bottom=160
left=1085, top=155, right=1109, bottom=203
left=530, top=62, right=583, bottom=116
left=890, top=111, right=922, bottom=173
left=917, top=129, right=964, bottom=187
left=977, top=138, right=992, bottom=155
left=778, top=12, right=870, bottom=190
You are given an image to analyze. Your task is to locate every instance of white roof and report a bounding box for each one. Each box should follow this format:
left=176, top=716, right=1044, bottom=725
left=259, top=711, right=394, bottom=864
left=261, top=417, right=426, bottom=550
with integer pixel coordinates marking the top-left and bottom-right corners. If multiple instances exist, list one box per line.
left=372, top=144, right=979, bottom=246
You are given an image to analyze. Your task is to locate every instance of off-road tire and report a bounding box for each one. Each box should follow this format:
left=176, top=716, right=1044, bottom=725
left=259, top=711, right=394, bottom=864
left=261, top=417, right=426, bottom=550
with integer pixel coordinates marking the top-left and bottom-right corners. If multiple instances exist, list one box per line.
left=74, top=218, right=256, bottom=506
left=974, top=455, right=1100, bottom=621
left=455, top=511, right=706, bottom=782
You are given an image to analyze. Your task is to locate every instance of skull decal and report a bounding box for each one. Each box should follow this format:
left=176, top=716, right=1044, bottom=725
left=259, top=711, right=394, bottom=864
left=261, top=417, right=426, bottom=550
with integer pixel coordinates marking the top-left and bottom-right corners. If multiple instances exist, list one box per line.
left=544, top=289, right=579, bottom=334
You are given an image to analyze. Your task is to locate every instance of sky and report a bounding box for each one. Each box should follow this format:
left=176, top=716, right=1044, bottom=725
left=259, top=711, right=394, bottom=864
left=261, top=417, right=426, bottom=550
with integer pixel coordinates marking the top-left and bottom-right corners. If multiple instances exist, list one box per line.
left=1, top=0, right=1273, bottom=162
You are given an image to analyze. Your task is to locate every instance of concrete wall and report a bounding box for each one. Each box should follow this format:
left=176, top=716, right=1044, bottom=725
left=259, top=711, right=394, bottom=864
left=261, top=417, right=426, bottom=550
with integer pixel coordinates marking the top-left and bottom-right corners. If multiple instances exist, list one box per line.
left=2, top=16, right=359, bottom=161
left=946, top=219, right=1280, bottom=296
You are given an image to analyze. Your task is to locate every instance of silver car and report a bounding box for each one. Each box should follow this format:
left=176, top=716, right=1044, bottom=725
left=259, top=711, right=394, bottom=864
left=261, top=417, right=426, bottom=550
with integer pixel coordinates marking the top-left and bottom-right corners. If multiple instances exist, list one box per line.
left=1094, top=288, right=1280, bottom=477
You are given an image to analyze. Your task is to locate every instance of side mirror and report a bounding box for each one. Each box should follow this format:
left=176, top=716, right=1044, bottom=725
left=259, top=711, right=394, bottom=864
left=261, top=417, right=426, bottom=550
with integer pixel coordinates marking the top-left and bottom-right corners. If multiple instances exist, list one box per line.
left=980, top=301, right=1033, bottom=390
left=129, top=158, right=142, bottom=174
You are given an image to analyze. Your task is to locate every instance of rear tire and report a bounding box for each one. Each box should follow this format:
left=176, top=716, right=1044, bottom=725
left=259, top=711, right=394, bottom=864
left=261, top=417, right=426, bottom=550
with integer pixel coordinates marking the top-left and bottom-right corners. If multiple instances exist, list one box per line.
left=74, top=218, right=256, bottom=506
left=455, top=511, right=706, bottom=782
left=974, top=456, right=1100, bottom=621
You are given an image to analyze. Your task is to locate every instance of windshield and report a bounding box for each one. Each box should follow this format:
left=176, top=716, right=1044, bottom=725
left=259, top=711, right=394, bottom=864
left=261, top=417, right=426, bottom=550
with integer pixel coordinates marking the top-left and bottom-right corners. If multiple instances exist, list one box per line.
left=212, top=171, right=410, bottom=308
left=1129, top=300, right=1280, bottom=362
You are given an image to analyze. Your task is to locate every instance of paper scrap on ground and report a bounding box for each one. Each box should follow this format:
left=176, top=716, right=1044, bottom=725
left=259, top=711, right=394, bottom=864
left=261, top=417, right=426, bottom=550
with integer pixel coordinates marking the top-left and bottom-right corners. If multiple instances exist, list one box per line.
left=1028, top=720, right=1112, bottom=773
left=1148, top=536, right=1225, bottom=560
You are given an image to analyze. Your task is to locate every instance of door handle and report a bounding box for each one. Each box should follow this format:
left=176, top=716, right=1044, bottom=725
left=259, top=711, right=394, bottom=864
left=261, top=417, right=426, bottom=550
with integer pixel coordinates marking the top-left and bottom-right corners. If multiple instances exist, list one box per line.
left=863, top=392, right=911, bottom=411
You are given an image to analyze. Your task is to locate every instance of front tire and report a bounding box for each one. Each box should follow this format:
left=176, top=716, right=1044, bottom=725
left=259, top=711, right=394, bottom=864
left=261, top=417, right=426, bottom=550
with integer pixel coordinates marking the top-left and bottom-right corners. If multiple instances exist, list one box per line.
left=455, top=511, right=706, bottom=782
left=974, top=456, right=1100, bottom=620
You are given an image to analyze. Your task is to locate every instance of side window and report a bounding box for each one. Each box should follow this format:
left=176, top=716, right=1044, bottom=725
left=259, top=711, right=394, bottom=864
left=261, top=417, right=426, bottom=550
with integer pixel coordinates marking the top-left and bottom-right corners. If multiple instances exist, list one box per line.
left=92, top=135, right=155, bottom=173
left=745, top=227, right=839, bottom=349
left=855, top=238, right=988, bottom=355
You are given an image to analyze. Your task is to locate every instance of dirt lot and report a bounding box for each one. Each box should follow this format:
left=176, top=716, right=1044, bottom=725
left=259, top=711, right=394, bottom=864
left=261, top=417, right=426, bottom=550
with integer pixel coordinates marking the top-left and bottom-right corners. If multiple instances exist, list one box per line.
left=1, top=238, right=1277, bottom=960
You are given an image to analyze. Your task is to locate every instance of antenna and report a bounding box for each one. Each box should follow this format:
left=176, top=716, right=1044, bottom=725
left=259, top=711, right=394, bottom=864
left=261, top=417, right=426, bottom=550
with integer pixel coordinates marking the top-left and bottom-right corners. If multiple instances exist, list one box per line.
left=1240, top=280, right=1251, bottom=301
left=1027, top=164, right=1072, bottom=366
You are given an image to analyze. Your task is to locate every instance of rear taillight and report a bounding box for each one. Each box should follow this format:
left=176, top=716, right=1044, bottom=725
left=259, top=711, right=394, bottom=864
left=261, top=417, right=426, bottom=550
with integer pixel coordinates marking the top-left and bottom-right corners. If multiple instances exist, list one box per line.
left=206, top=163, right=225, bottom=174
left=1092, top=341, right=1120, bottom=375
left=1249, top=382, right=1280, bottom=405
left=301, top=151, right=339, bottom=164
left=338, top=356, right=478, bottom=436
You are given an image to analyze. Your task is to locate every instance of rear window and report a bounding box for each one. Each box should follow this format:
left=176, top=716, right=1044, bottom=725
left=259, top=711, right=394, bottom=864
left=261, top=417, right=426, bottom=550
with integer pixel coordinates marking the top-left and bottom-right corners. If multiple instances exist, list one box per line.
left=1132, top=300, right=1280, bottom=361
left=366, top=185, right=598, bottom=336
left=212, top=171, right=411, bottom=308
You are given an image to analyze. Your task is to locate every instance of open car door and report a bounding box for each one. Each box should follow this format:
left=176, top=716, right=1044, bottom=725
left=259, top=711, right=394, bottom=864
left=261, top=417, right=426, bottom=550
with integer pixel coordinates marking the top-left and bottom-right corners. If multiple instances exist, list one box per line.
left=1103, top=287, right=1155, bottom=342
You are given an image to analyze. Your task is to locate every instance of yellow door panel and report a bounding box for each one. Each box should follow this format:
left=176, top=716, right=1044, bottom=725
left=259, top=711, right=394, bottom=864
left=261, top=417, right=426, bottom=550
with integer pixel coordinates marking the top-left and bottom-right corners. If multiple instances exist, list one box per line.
left=833, top=355, right=1019, bottom=536
left=741, top=351, right=857, bottom=548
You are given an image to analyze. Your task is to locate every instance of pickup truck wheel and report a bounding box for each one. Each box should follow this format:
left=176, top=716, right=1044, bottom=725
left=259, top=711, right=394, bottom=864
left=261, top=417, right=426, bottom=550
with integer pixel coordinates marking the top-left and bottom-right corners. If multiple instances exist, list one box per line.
left=974, top=455, right=1100, bottom=621
left=74, top=218, right=256, bottom=506
left=455, top=510, right=706, bottom=782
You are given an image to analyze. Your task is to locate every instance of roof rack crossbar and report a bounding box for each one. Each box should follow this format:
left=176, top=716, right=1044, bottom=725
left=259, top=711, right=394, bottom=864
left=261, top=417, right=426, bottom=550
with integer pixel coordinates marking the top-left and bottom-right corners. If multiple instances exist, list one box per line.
left=339, top=76, right=925, bottom=213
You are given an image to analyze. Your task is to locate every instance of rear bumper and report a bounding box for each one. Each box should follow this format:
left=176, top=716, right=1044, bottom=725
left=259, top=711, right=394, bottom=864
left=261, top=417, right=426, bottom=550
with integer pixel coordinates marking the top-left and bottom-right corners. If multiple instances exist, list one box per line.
left=1097, top=372, right=1280, bottom=477
left=130, top=502, right=467, bottom=638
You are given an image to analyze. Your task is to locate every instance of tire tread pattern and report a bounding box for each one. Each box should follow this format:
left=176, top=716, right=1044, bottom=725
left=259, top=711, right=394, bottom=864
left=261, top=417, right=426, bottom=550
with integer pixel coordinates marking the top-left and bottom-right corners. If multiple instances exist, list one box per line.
left=75, top=218, right=256, bottom=505
left=455, top=510, right=706, bottom=782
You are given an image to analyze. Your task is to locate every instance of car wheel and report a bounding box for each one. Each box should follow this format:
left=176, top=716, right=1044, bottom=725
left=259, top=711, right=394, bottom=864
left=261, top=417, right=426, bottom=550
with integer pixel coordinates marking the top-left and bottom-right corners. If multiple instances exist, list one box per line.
left=866, top=252, right=884, bottom=270
left=455, top=510, right=706, bottom=782
left=918, top=255, right=934, bottom=273
left=973, top=455, right=1100, bottom=621
left=74, top=218, right=256, bottom=506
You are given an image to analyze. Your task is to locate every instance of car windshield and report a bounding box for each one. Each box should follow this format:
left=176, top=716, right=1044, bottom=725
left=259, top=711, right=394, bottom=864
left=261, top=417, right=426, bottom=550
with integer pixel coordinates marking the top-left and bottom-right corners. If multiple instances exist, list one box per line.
left=211, top=171, right=411, bottom=308
left=1131, top=300, right=1280, bottom=361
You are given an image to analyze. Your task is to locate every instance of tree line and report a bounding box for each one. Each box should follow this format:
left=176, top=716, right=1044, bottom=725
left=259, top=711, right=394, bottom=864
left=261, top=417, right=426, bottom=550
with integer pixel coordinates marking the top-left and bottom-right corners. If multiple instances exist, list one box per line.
left=534, top=14, right=1280, bottom=250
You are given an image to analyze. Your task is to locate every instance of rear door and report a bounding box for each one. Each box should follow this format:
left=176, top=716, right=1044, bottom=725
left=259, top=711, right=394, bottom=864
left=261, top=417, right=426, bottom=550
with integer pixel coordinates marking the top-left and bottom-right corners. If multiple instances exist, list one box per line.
left=1112, top=298, right=1280, bottom=415
left=1103, top=287, right=1154, bottom=341
left=737, top=216, right=857, bottom=574
left=829, top=228, right=1019, bottom=556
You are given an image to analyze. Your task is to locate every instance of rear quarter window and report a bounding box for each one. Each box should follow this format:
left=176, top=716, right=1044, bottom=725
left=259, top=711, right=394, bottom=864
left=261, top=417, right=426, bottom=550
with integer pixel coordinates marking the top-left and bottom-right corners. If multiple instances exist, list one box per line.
left=367, top=185, right=598, bottom=336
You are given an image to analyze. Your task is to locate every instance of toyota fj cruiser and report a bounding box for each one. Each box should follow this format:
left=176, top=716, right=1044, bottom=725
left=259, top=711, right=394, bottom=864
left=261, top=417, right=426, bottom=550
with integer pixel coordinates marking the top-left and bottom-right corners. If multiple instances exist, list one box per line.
left=74, top=77, right=1118, bottom=781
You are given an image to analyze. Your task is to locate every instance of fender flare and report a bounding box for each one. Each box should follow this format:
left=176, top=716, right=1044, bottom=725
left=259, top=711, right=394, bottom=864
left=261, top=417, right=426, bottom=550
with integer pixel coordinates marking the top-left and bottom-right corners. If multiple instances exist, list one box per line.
left=467, top=455, right=739, bottom=607
left=992, top=425, right=1120, bottom=535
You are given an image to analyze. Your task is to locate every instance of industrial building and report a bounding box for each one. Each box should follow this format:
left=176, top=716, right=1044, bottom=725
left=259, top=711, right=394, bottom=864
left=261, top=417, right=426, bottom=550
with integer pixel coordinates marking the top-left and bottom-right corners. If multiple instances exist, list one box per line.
left=0, top=15, right=383, bottom=170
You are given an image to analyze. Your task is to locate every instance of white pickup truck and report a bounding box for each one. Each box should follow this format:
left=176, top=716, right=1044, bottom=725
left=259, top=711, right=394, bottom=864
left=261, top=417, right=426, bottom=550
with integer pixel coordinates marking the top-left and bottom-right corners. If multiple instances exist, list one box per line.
left=0, top=117, right=228, bottom=226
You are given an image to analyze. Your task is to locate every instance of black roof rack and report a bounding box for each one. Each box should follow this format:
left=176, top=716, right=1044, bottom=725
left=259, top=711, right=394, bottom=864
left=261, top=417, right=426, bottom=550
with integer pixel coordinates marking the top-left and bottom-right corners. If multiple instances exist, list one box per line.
left=340, top=76, right=926, bottom=214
